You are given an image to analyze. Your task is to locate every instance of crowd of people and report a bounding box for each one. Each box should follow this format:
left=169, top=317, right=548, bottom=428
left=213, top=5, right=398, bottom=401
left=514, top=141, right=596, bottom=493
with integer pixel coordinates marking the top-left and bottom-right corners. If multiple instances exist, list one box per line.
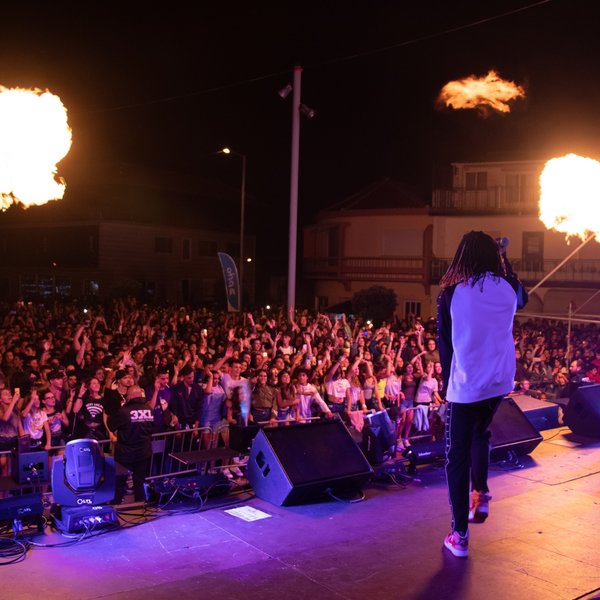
left=0, top=298, right=598, bottom=499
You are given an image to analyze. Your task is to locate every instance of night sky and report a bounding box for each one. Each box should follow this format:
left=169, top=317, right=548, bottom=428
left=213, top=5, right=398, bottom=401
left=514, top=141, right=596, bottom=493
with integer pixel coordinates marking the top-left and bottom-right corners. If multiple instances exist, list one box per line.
left=3, top=1, right=600, bottom=276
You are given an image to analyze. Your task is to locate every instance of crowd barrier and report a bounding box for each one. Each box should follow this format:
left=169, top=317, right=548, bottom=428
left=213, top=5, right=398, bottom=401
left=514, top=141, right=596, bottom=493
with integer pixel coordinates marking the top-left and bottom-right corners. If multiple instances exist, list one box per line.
left=0, top=426, right=219, bottom=493
left=0, top=417, right=329, bottom=493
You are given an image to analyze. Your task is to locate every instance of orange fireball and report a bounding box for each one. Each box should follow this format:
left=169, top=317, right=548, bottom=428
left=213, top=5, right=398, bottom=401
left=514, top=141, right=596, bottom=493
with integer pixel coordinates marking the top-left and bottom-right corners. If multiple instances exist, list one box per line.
left=539, top=154, right=600, bottom=243
left=0, top=86, right=72, bottom=208
left=438, top=70, right=525, bottom=115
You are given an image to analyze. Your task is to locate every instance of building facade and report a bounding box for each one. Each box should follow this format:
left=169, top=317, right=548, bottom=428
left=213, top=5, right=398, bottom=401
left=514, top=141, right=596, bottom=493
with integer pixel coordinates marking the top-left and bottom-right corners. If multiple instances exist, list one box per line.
left=303, top=161, right=600, bottom=320
left=0, top=164, right=255, bottom=306
left=0, top=217, right=253, bottom=305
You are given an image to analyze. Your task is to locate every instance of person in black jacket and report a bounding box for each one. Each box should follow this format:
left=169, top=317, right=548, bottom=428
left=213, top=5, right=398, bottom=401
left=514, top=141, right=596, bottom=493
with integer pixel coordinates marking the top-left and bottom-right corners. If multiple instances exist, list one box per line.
left=107, top=385, right=154, bottom=503
left=171, top=364, right=203, bottom=431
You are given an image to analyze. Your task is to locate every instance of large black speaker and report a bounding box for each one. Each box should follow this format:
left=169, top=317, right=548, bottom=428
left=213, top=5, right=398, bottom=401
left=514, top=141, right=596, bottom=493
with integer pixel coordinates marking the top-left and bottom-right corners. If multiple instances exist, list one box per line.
left=247, top=420, right=373, bottom=506
left=489, top=397, right=543, bottom=460
left=402, top=397, right=543, bottom=469
left=564, top=384, right=600, bottom=438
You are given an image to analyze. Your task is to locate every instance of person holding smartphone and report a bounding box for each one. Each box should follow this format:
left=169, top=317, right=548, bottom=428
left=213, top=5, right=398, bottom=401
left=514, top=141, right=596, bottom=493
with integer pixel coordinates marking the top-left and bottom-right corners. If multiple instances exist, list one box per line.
left=437, top=231, right=528, bottom=558
left=0, top=388, right=24, bottom=482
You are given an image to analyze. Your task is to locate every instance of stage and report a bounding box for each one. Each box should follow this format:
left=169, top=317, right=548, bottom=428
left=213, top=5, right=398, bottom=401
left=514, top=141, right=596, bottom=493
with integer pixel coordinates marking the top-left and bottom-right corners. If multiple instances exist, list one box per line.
left=1, top=425, right=600, bottom=600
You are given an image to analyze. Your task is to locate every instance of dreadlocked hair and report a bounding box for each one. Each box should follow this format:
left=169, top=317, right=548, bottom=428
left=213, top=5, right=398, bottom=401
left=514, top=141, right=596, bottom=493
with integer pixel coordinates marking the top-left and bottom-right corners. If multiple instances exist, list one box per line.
left=439, top=231, right=505, bottom=290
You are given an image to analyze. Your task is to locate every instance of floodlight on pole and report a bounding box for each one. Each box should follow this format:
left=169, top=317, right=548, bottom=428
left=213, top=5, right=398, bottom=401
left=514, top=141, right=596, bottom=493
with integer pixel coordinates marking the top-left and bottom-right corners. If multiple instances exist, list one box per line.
left=278, top=84, right=293, bottom=99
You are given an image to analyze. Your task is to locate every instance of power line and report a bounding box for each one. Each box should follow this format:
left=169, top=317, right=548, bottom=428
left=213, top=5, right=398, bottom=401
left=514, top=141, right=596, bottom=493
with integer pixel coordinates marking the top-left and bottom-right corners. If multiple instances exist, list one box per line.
left=309, top=0, right=552, bottom=69
left=95, top=0, right=553, bottom=114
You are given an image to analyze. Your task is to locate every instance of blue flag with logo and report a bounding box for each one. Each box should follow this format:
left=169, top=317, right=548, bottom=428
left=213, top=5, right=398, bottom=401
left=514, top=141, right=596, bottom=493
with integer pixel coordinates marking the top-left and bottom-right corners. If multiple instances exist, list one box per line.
left=218, top=252, right=241, bottom=312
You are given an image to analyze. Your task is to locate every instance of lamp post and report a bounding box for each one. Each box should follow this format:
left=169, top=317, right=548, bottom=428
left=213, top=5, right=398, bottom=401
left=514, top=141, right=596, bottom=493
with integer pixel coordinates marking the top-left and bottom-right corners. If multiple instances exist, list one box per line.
left=221, top=147, right=246, bottom=307
left=284, top=66, right=319, bottom=320
left=287, top=66, right=302, bottom=321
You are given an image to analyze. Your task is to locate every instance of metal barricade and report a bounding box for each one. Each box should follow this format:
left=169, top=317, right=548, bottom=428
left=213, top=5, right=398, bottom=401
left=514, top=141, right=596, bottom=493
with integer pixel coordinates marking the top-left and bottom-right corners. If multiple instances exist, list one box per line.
left=147, top=426, right=213, bottom=479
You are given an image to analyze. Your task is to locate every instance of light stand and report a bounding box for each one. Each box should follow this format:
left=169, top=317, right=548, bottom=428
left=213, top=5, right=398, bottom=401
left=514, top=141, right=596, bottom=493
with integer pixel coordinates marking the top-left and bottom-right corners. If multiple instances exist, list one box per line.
left=50, top=439, right=119, bottom=533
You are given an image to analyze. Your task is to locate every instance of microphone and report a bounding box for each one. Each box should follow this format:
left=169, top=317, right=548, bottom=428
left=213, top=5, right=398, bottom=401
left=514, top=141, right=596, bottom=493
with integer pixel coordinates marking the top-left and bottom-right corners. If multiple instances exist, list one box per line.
left=496, top=237, right=509, bottom=253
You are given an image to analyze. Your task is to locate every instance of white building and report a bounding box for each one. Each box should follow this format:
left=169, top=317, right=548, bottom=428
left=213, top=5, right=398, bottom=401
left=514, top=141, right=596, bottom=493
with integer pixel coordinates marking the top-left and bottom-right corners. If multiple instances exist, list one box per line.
left=303, top=160, right=600, bottom=320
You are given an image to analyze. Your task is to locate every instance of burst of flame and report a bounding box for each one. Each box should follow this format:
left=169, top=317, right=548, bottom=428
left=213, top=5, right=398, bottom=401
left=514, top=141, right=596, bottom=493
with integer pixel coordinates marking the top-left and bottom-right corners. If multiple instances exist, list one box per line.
left=539, top=154, right=600, bottom=243
left=438, top=70, right=525, bottom=115
left=0, top=85, right=72, bottom=208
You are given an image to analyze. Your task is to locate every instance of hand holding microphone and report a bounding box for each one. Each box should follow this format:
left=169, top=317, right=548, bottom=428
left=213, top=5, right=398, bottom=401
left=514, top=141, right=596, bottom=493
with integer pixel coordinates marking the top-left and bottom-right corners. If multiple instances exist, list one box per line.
left=496, top=237, right=509, bottom=255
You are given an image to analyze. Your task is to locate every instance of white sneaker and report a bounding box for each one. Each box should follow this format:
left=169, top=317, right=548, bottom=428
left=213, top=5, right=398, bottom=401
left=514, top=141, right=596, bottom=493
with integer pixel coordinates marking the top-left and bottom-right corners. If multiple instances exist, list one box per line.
left=444, top=530, right=469, bottom=558
left=469, top=491, right=491, bottom=523
left=230, top=466, right=244, bottom=478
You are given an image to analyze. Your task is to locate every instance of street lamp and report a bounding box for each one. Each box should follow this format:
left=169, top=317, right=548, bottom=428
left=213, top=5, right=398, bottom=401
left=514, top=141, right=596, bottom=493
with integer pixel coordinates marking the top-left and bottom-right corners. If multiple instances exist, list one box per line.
left=221, top=147, right=246, bottom=307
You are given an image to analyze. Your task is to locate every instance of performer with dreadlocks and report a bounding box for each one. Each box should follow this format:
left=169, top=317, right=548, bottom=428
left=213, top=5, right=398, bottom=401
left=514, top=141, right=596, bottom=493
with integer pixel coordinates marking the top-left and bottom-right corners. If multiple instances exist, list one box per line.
left=437, top=231, right=528, bottom=558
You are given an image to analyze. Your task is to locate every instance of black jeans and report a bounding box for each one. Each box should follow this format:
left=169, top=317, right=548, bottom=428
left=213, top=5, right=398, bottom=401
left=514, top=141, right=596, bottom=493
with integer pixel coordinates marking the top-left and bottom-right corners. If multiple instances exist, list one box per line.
left=115, top=456, right=150, bottom=503
left=444, top=396, right=502, bottom=536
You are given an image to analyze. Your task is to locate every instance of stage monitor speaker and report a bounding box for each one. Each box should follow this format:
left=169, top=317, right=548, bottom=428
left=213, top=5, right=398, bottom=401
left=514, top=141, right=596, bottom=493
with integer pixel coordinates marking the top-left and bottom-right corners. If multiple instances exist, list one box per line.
left=11, top=450, right=49, bottom=484
left=564, top=384, right=600, bottom=438
left=247, top=420, right=373, bottom=506
left=0, top=492, right=43, bottom=522
left=490, top=397, right=543, bottom=461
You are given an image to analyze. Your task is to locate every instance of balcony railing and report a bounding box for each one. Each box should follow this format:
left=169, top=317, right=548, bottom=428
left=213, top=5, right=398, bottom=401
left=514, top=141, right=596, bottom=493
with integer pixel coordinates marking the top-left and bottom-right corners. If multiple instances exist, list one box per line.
left=305, top=256, right=600, bottom=287
left=432, top=186, right=539, bottom=213
left=431, top=257, right=600, bottom=287
left=304, top=256, right=425, bottom=282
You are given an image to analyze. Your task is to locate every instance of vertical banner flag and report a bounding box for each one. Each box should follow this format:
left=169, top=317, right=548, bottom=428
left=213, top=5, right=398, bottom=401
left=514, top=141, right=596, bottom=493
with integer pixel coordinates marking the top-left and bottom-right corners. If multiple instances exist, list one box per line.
left=218, top=252, right=241, bottom=312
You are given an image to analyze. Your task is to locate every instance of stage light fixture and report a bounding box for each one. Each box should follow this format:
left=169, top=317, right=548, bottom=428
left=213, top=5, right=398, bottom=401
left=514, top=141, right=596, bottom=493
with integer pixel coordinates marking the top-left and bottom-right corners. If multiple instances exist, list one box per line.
left=278, top=83, right=293, bottom=99
left=51, top=438, right=119, bottom=533
left=300, top=103, right=316, bottom=119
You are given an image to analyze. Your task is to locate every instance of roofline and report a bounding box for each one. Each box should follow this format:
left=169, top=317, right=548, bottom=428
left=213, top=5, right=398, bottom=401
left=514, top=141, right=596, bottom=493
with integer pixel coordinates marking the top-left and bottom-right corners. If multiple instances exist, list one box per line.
left=316, top=206, right=430, bottom=219
left=450, top=159, right=546, bottom=168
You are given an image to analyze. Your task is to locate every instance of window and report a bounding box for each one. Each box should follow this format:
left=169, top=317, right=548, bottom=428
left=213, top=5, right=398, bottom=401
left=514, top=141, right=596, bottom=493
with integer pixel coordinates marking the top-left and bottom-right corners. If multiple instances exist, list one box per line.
left=55, top=278, right=72, bottom=297
left=328, top=227, right=339, bottom=258
left=20, top=275, right=71, bottom=298
left=404, top=301, right=421, bottom=320
left=182, top=239, right=191, bottom=260
left=522, top=232, right=544, bottom=271
left=181, top=279, right=190, bottom=303
left=144, top=281, right=156, bottom=298
left=84, top=280, right=100, bottom=296
left=155, top=237, right=173, bottom=253
left=198, top=239, right=218, bottom=256
left=465, top=171, right=487, bottom=190
left=20, top=276, right=37, bottom=298
left=505, top=173, right=532, bottom=203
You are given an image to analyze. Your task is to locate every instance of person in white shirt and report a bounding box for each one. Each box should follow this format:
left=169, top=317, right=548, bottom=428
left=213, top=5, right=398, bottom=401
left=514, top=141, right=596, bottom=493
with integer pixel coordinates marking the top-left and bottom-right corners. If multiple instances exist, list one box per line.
left=324, top=355, right=350, bottom=419
left=294, top=369, right=332, bottom=422
left=220, top=359, right=251, bottom=426
left=438, top=231, right=527, bottom=558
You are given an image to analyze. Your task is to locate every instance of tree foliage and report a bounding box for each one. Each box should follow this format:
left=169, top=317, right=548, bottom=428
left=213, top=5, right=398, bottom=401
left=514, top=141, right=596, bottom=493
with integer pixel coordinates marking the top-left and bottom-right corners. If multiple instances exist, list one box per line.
left=351, top=285, right=397, bottom=326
